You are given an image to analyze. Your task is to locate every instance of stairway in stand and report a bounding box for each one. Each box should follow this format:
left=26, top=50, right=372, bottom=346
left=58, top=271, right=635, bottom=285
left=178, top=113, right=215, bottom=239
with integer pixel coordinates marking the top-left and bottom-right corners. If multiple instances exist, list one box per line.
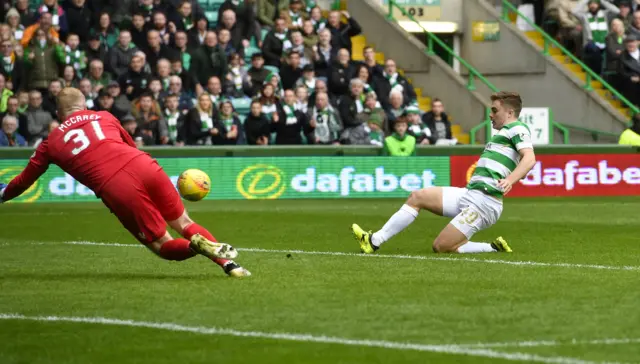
left=524, top=31, right=631, bottom=118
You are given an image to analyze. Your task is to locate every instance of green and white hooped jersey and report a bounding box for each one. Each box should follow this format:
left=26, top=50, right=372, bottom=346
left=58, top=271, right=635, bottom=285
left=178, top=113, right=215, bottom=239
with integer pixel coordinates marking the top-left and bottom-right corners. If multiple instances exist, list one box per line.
left=467, top=121, right=533, bottom=197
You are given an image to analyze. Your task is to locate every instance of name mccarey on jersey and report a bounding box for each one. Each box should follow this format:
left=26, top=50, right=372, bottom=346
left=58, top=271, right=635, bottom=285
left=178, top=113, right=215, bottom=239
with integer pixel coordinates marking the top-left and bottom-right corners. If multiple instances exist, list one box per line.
left=58, top=113, right=102, bottom=132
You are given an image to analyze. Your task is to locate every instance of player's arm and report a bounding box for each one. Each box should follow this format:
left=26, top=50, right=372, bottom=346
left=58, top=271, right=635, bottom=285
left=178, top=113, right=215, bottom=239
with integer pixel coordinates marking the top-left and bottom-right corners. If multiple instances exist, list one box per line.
left=498, top=130, right=536, bottom=194
left=0, top=141, right=51, bottom=203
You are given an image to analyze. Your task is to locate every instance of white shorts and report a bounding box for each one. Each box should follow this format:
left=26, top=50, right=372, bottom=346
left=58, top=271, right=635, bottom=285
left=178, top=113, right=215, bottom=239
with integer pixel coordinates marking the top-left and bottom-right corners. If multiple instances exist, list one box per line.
left=441, top=187, right=503, bottom=239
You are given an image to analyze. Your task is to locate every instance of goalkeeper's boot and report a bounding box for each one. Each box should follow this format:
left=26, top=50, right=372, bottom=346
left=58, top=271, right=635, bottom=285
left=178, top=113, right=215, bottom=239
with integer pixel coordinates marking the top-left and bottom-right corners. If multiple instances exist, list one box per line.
left=491, top=236, right=513, bottom=253
left=190, top=234, right=238, bottom=259
left=351, top=223, right=378, bottom=254
left=223, top=261, right=252, bottom=278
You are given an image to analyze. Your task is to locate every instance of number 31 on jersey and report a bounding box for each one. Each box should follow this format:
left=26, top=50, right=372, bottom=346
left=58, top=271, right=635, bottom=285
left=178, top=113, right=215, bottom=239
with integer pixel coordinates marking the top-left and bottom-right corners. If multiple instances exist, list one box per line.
left=63, top=120, right=106, bottom=156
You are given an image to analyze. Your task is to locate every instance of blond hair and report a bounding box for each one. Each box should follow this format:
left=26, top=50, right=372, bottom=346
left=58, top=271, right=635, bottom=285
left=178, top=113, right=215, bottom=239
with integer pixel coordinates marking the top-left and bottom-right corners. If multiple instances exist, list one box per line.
left=57, top=87, right=86, bottom=119
left=490, top=91, right=522, bottom=117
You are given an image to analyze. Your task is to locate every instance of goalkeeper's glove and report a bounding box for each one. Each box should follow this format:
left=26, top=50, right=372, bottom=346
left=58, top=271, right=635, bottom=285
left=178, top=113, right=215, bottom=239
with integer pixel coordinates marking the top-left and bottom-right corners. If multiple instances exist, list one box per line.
left=0, top=183, right=6, bottom=203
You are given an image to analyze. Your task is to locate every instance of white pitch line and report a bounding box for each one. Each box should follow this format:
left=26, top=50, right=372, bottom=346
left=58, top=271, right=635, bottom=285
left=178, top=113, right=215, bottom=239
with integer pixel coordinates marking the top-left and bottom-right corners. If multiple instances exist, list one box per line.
left=0, top=313, right=605, bottom=364
left=2, top=241, right=639, bottom=272
left=458, top=337, right=640, bottom=349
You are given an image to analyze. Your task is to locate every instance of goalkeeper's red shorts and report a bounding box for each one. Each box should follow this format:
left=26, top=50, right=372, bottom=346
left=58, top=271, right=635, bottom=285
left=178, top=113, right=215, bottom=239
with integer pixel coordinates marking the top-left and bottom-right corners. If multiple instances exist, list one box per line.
left=100, top=155, right=184, bottom=244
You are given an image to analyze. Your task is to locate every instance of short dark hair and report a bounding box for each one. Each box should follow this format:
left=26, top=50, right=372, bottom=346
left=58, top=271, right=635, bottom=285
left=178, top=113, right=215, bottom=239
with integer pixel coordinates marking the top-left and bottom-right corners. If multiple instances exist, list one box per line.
left=139, top=91, right=153, bottom=100
left=490, top=91, right=522, bottom=117
left=165, top=93, right=178, bottom=99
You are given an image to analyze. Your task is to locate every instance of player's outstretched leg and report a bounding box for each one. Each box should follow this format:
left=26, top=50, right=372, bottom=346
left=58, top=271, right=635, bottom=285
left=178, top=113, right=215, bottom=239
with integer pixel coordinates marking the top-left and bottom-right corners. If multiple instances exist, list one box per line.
left=351, top=187, right=441, bottom=253
left=169, top=212, right=251, bottom=277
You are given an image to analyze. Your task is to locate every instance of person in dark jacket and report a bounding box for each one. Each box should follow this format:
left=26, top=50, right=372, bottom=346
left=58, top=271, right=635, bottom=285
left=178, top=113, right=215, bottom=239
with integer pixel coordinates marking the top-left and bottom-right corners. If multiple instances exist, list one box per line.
left=130, top=12, right=150, bottom=51
left=328, top=48, right=355, bottom=99
left=326, top=10, right=361, bottom=54
left=422, top=98, right=453, bottom=144
left=41, top=79, right=61, bottom=119
left=213, top=98, right=245, bottom=145
left=62, top=0, right=92, bottom=43
left=244, top=99, right=271, bottom=145
left=217, top=9, right=248, bottom=57
left=217, top=0, right=259, bottom=45
left=620, top=35, right=640, bottom=106
left=274, top=89, right=314, bottom=144
left=605, top=18, right=626, bottom=89
left=247, top=52, right=270, bottom=97
left=169, top=0, right=196, bottom=32
left=23, top=28, right=61, bottom=91
left=84, top=33, right=107, bottom=64
left=92, top=87, right=129, bottom=121
left=108, top=30, right=139, bottom=79
left=0, top=114, right=27, bottom=146
left=117, top=52, right=151, bottom=100
left=0, top=39, right=24, bottom=92
left=0, top=95, right=29, bottom=140
left=187, top=15, right=208, bottom=51
left=262, top=17, right=288, bottom=67
left=312, top=28, right=337, bottom=80
left=184, top=92, right=219, bottom=145
left=337, top=78, right=365, bottom=130
left=280, top=50, right=303, bottom=91
left=373, top=58, right=416, bottom=110
left=190, top=31, right=228, bottom=87
left=144, top=30, right=178, bottom=74
left=359, top=45, right=384, bottom=81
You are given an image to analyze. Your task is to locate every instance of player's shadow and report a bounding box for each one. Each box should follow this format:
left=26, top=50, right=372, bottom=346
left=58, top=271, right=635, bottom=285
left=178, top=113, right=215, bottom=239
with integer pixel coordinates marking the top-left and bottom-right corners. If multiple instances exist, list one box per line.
left=0, top=272, right=227, bottom=281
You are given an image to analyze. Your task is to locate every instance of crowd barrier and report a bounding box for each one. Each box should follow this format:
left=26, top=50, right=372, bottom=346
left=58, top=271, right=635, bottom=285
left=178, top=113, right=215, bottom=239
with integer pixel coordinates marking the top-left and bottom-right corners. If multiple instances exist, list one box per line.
left=1, top=145, right=639, bottom=202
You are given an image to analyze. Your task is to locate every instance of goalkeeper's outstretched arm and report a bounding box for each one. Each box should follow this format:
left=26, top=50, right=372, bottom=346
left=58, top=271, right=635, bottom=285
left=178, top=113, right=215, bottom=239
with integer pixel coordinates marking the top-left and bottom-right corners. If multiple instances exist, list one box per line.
left=0, top=141, right=50, bottom=203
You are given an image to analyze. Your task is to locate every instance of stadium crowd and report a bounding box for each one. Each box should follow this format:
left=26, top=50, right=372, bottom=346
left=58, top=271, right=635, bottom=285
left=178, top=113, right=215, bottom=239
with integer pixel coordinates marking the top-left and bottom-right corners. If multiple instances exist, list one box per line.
left=0, top=0, right=455, bottom=154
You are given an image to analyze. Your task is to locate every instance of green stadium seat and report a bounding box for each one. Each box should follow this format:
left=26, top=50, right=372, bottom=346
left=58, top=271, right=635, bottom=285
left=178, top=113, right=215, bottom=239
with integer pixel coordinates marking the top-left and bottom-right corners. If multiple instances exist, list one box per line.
left=232, top=98, right=252, bottom=115
left=244, top=46, right=260, bottom=63
left=265, top=65, right=279, bottom=74
left=261, top=29, right=269, bottom=42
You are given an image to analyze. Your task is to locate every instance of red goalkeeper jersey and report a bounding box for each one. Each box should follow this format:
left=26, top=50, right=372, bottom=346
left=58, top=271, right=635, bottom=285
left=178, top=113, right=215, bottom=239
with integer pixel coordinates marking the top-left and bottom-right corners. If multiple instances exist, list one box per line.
left=3, top=110, right=146, bottom=201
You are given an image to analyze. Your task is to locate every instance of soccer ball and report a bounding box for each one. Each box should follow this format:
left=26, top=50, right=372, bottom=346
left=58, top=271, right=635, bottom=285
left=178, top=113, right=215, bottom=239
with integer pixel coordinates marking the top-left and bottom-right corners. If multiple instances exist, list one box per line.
left=177, top=169, right=211, bottom=202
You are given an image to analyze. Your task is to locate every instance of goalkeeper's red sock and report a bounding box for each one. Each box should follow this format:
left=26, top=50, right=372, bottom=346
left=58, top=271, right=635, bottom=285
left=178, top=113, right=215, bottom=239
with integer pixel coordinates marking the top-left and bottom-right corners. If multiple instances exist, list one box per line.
left=182, top=223, right=229, bottom=267
left=159, top=238, right=196, bottom=261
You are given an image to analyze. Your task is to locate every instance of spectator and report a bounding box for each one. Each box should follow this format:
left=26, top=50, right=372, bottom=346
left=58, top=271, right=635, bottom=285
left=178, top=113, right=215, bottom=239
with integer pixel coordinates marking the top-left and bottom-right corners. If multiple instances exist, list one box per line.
left=191, top=31, right=228, bottom=87
left=618, top=112, right=640, bottom=145
left=356, top=92, right=388, bottom=134
left=94, top=88, right=127, bottom=119
left=247, top=53, right=270, bottom=97
left=329, top=48, right=355, bottom=98
left=85, top=33, right=107, bottom=64
left=308, top=90, right=340, bottom=144
left=171, top=58, right=200, bottom=96
left=308, top=78, right=336, bottom=108
left=15, top=0, right=35, bottom=28
left=355, top=64, right=377, bottom=96
left=107, top=81, right=132, bottom=116
left=620, top=35, right=640, bottom=105
left=0, top=74, right=12, bottom=113
left=88, top=59, right=111, bottom=94
left=133, top=91, right=168, bottom=145
left=17, top=90, right=28, bottom=113
left=262, top=17, right=287, bottom=67
left=144, top=30, right=176, bottom=74
left=326, top=10, right=361, bottom=54
left=24, top=28, right=61, bottom=91
left=258, top=82, right=279, bottom=120
left=130, top=12, right=149, bottom=51
left=309, top=6, right=327, bottom=32
left=217, top=9, right=249, bottom=56
left=219, top=0, right=260, bottom=44
left=296, top=64, right=317, bottom=94
left=162, top=93, right=185, bottom=145
left=64, top=0, right=93, bottom=43
left=145, top=77, right=164, bottom=103
left=0, top=38, right=24, bottom=91
left=136, top=0, right=156, bottom=23
left=25, top=89, right=52, bottom=144
left=6, top=8, right=25, bottom=44
left=206, top=76, right=225, bottom=104
left=36, top=0, right=67, bottom=36
left=78, top=77, right=97, bottom=109
left=108, top=30, right=139, bottom=79
left=274, top=89, right=313, bottom=144
left=281, top=51, right=303, bottom=90
left=340, top=109, right=384, bottom=145
left=168, top=75, right=193, bottom=111
left=257, top=0, right=288, bottom=28
left=213, top=98, right=244, bottom=145
left=122, top=113, right=144, bottom=147
left=0, top=114, right=26, bottom=146
left=281, top=0, right=306, bottom=30
left=338, top=78, right=365, bottom=130
left=294, top=85, right=309, bottom=113
left=576, top=0, right=620, bottom=73
left=225, top=53, right=251, bottom=98
left=61, top=65, right=78, bottom=88
left=218, top=28, right=239, bottom=58
left=151, top=12, right=172, bottom=46
left=187, top=15, right=208, bottom=51
left=57, top=33, right=87, bottom=78
left=313, top=28, right=335, bottom=80
left=360, top=46, right=383, bottom=80
left=302, top=19, right=318, bottom=49
left=244, top=99, right=271, bottom=145
left=382, top=117, right=416, bottom=156
left=616, top=0, right=633, bottom=29
left=385, top=89, right=405, bottom=124
left=91, top=12, right=119, bottom=49
left=544, top=0, right=583, bottom=56
left=156, top=58, right=172, bottom=91
left=423, top=98, right=455, bottom=145
left=42, top=79, right=61, bottom=118
left=374, top=59, right=415, bottom=110
left=628, top=10, right=640, bottom=39
left=606, top=18, right=626, bottom=88
left=184, top=92, right=217, bottom=145
left=283, top=30, right=312, bottom=66
left=405, top=106, right=431, bottom=145
left=170, top=0, right=196, bottom=32
left=172, top=31, right=191, bottom=70
left=118, top=52, right=150, bottom=100
left=1, top=95, right=29, bottom=138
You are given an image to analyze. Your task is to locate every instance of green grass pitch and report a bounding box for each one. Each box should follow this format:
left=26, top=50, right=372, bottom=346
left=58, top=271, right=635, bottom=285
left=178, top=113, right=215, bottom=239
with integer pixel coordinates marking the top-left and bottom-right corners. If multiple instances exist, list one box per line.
left=1, top=197, right=640, bottom=363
